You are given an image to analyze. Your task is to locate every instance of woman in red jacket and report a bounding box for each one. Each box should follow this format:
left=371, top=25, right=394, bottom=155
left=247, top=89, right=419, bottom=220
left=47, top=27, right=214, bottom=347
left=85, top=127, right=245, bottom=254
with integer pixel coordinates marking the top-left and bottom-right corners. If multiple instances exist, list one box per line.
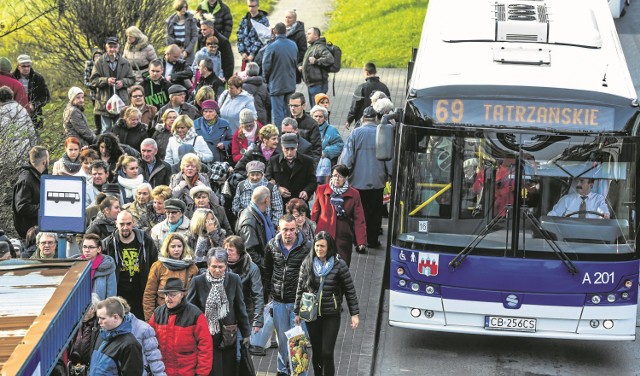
left=311, top=164, right=367, bottom=266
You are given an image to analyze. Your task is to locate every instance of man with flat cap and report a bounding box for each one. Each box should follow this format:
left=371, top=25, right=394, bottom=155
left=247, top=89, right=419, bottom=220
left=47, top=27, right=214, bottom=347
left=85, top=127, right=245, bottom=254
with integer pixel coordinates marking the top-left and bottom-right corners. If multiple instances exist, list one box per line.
left=265, top=132, right=316, bottom=206
left=150, top=198, right=191, bottom=250
left=155, top=84, right=201, bottom=126
left=149, top=277, right=213, bottom=376
left=12, top=54, right=50, bottom=129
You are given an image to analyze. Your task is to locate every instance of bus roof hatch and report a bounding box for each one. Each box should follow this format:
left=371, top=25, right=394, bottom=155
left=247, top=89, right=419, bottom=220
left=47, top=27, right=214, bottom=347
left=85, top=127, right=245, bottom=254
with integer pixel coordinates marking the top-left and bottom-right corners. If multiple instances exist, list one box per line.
left=496, top=1, right=549, bottom=43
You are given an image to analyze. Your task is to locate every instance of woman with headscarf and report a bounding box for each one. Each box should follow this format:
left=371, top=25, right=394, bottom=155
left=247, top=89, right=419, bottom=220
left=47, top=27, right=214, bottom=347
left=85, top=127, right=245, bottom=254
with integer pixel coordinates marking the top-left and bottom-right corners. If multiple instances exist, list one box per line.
left=192, top=99, right=232, bottom=162
left=187, top=248, right=251, bottom=376
left=63, top=87, right=96, bottom=147
left=143, top=232, right=199, bottom=321
left=311, top=164, right=367, bottom=266
left=164, top=115, right=213, bottom=166
left=123, top=26, right=158, bottom=84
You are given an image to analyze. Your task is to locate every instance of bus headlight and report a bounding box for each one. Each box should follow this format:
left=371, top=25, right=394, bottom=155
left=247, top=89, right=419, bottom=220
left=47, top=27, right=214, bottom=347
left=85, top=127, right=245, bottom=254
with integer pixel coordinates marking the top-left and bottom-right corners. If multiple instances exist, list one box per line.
left=603, top=320, right=614, bottom=329
left=397, top=267, right=405, bottom=276
left=607, top=294, right=616, bottom=303
left=425, top=285, right=435, bottom=295
left=411, top=283, right=420, bottom=292
left=592, top=295, right=601, bottom=304
left=410, top=308, right=421, bottom=318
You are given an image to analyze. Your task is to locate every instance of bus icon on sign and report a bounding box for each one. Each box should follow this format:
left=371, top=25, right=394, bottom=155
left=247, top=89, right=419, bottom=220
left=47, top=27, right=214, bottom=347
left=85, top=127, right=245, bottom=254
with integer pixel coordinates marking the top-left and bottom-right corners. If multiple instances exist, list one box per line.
left=47, top=191, right=80, bottom=204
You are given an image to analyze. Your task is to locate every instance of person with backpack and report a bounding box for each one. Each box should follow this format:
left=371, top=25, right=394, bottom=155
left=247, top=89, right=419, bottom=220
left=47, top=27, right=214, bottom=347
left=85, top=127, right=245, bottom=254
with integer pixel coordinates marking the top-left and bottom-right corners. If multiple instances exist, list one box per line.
left=345, top=62, right=391, bottom=129
left=300, top=27, right=334, bottom=107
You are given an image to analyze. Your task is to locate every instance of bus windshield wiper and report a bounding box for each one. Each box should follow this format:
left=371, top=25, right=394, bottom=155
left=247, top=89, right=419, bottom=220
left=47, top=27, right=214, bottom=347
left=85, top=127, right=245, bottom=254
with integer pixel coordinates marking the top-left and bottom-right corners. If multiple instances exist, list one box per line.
left=522, top=210, right=579, bottom=275
left=449, top=206, right=508, bottom=271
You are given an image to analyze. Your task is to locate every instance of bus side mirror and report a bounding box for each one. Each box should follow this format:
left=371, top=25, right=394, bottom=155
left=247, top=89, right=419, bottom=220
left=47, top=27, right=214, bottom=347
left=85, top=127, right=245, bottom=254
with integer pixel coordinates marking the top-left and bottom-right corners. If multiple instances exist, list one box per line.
left=377, top=109, right=401, bottom=161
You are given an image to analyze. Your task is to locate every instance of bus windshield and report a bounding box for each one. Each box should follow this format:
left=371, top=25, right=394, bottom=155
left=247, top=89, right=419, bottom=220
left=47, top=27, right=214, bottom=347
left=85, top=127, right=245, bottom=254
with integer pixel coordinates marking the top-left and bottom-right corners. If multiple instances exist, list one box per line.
left=393, top=125, right=638, bottom=260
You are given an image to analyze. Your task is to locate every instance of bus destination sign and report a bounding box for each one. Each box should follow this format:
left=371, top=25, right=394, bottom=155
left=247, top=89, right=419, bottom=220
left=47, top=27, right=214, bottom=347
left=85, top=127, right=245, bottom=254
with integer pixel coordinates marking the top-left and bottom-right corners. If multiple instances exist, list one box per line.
left=432, top=99, right=615, bottom=131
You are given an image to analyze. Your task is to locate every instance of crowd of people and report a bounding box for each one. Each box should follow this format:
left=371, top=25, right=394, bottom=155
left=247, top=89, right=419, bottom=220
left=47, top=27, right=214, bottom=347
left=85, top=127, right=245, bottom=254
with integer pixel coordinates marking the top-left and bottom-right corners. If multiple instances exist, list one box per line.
left=1, top=1, right=397, bottom=375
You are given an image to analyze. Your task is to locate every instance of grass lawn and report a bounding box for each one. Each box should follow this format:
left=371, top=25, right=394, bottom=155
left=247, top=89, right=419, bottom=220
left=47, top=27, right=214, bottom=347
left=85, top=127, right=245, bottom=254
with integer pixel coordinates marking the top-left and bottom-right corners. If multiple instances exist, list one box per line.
left=324, top=0, right=428, bottom=68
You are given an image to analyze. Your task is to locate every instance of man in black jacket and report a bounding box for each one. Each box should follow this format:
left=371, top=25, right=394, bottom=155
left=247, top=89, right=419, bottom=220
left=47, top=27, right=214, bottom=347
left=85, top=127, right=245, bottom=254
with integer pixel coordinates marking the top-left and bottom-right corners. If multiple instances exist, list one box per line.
left=162, top=44, right=194, bottom=88
left=139, top=138, right=171, bottom=187
left=281, top=117, right=321, bottom=168
left=12, top=54, right=50, bottom=129
left=263, top=214, right=311, bottom=376
left=345, top=62, right=391, bottom=128
left=102, top=211, right=158, bottom=319
left=12, top=145, right=49, bottom=239
left=265, top=133, right=317, bottom=206
left=235, top=186, right=275, bottom=275
left=198, top=19, right=235, bottom=81
left=287, top=92, right=322, bottom=152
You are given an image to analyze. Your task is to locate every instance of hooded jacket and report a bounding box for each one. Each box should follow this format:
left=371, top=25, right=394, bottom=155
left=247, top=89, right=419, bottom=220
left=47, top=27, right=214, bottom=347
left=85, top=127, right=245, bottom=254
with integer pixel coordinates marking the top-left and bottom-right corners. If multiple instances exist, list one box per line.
left=86, top=211, right=117, bottom=240
left=92, top=254, right=118, bottom=300
left=63, top=102, right=96, bottom=147
left=123, top=36, right=158, bottom=73
left=218, top=89, right=257, bottom=133
left=12, top=164, right=42, bottom=238
left=263, top=232, right=312, bottom=303
left=301, top=37, right=334, bottom=86
left=112, top=119, right=149, bottom=153
left=127, top=313, right=166, bottom=376
left=89, top=314, right=143, bottom=376
left=237, top=10, right=270, bottom=57
left=197, top=0, right=233, bottom=39
left=103, top=228, right=158, bottom=288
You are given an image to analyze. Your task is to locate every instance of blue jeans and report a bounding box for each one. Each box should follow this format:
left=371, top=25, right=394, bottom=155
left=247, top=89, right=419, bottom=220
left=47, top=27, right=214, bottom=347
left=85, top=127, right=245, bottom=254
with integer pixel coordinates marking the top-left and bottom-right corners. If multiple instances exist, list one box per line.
left=100, top=115, right=115, bottom=133
left=273, top=301, right=309, bottom=374
left=251, top=303, right=275, bottom=348
left=271, top=93, right=292, bottom=131
left=307, top=82, right=328, bottom=107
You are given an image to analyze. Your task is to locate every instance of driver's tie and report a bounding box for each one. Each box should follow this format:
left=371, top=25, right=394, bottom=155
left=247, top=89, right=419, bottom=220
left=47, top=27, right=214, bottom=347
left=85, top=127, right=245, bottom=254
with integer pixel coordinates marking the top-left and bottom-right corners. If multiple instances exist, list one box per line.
left=579, top=196, right=587, bottom=218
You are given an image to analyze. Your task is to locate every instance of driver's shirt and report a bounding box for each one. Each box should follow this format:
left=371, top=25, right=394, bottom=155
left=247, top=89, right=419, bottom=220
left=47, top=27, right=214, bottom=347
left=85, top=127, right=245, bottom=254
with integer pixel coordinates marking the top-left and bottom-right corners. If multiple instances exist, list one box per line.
left=548, top=192, right=609, bottom=218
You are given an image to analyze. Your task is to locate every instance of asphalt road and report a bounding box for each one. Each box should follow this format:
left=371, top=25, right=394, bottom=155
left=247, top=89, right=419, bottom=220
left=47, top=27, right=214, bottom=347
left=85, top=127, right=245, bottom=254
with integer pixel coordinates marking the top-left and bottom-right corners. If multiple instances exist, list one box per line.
left=373, top=4, right=640, bottom=376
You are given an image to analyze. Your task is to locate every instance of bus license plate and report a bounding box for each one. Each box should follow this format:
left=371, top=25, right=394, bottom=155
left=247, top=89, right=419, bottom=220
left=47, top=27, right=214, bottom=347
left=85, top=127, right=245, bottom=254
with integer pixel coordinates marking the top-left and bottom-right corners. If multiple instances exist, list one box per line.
left=485, top=316, right=536, bottom=332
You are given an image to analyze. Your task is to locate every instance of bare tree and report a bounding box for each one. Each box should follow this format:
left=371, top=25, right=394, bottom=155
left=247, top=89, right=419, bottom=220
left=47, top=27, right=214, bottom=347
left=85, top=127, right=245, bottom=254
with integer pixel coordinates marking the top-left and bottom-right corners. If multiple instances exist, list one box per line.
left=0, top=0, right=59, bottom=40
left=30, top=0, right=173, bottom=78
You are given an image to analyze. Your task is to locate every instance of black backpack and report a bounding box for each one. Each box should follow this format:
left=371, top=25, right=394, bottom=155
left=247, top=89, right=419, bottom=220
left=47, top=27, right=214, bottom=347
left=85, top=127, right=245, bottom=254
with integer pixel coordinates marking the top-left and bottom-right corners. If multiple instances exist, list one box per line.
left=326, top=42, right=342, bottom=73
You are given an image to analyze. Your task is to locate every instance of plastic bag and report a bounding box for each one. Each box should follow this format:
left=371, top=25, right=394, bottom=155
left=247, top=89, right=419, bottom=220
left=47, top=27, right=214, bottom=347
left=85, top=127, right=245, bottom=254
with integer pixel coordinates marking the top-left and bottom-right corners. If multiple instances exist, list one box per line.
left=105, top=87, right=125, bottom=115
left=383, top=181, right=391, bottom=204
left=285, top=325, right=310, bottom=376
left=316, top=157, right=331, bottom=177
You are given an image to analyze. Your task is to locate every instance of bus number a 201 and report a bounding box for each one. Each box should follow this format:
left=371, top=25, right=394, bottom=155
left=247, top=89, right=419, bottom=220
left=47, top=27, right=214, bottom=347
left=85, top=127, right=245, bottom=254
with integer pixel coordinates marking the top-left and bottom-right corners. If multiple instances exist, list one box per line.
left=582, top=272, right=614, bottom=285
left=435, top=99, right=464, bottom=123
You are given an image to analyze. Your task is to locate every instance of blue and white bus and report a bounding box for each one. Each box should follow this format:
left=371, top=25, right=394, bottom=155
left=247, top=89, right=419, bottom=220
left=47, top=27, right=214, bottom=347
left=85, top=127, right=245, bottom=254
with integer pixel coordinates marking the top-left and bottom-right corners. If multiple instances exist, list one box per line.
left=382, top=0, right=640, bottom=340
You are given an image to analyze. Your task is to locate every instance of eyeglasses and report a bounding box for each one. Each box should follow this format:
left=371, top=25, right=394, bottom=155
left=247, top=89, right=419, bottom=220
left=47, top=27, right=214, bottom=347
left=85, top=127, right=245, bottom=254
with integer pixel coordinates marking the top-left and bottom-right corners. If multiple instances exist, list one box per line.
left=206, top=43, right=219, bottom=47
left=131, top=94, right=144, bottom=98
left=288, top=104, right=302, bottom=108
left=82, top=245, right=99, bottom=250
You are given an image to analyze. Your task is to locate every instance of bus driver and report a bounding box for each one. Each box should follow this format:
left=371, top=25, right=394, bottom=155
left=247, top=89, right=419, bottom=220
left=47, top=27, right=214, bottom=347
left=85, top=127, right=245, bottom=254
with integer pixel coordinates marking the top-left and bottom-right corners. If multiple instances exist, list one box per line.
left=547, top=178, right=609, bottom=219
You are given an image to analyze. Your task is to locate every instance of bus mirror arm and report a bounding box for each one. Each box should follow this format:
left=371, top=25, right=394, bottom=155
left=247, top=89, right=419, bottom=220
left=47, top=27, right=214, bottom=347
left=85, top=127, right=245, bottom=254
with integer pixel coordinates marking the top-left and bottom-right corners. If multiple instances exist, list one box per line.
left=522, top=210, right=579, bottom=275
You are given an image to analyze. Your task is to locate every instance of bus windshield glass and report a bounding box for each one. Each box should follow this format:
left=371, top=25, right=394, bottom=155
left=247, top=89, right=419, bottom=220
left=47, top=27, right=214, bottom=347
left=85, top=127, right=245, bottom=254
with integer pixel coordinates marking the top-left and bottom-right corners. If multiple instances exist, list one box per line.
left=393, top=125, right=638, bottom=260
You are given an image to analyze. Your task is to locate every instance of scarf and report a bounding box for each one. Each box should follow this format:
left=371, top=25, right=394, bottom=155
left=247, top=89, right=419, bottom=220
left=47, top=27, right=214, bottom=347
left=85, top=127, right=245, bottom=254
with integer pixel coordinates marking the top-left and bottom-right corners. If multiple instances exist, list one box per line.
left=251, top=202, right=275, bottom=240
left=313, top=256, right=335, bottom=277
left=183, top=173, right=199, bottom=188
left=167, top=216, right=184, bottom=234
left=158, top=256, right=193, bottom=271
left=242, top=125, right=257, bottom=143
left=205, top=271, right=229, bottom=335
left=330, top=180, right=349, bottom=195
left=62, top=153, right=82, bottom=175
left=117, top=174, right=144, bottom=198
left=261, top=144, right=275, bottom=161
left=329, top=181, right=349, bottom=218
left=81, top=253, right=103, bottom=280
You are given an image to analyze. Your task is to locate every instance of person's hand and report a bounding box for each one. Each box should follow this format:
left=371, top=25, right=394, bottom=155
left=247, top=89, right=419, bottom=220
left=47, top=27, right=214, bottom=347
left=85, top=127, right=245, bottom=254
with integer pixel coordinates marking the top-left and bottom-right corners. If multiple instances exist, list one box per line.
left=299, top=191, right=308, bottom=200
left=309, top=56, right=317, bottom=64
left=178, top=180, right=188, bottom=189
left=107, top=77, right=116, bottom=85
left=115, top=80, right=123, bottom=89
left=279, top=186, right=291, bottom=197
left=345, top=121, right=350, bottom=130
left=241, top=53, right=249, bottom=61
left=294, top=315, right=301, bottom=326
left=242, top=337, right=250, bottom=346
left=182, top=51, right=188, bottom=59
left=217, top=142, right=225, bottom=150
left=205, top=218, right=216, bottom=233
left=351, top=315, right=359, bottom=329
left=248, top=55, right=254, bottom=62
left=166, top=75, right=172, bottom=82
left=298, top=66, right=303, bottom=72
left=194, top=180, right=204, bottom=186
left=253, top=326, right=261, bottom=334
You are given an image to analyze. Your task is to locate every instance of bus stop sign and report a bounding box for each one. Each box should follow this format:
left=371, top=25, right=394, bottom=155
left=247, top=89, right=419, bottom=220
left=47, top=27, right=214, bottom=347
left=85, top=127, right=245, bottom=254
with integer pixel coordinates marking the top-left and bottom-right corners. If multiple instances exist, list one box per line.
left=38, top=175, right=86, bottom=233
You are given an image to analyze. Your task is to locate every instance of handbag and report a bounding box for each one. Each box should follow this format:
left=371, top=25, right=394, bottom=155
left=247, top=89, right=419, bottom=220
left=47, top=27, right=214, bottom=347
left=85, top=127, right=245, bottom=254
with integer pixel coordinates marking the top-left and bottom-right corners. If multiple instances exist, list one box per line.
left=238, top=340, right=257, bottom=376
left=219, top=323, right=238, bottom=349
left=299, top=276, right=325, bottom=322
left=105, top=86, right=126, bottom=115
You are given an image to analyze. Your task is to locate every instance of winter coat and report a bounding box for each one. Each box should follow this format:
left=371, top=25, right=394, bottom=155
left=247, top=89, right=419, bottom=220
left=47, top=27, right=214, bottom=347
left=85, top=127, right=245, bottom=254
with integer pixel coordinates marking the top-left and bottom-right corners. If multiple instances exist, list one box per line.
left=294, top=112, right=323, bottom=155
left=90, top=55, right=135, bottom=117
left=263, top=232, right=311, bottom=303
left=346, top=76, right=391, bottom=124
left=232, top=178, right=283, bottom=224
left=235, top=205, right=269, bottom=269
left=169, top=171, right=211, bottom=207
left=63, top=102, right=96, bottom=147
left=318, top=121, right=344, bottom=162
left=294, top=256, right=359, bottom=317
left=150, top=217, right=191, bottom=251
left=218, top=89, right=257, bottom=133
left=265, top=152, right=317, bottom=205
left=91, top=254, right=118, bottom=300
left=195, top=30, right=234, bottom=81
left=237, top=10, right=269, bottom=57
left=0, top=100, right=36, bottom=163
left=228, top=253, right=264, bottom=328
left=112, top=119, right=149, bottom=153
left=86, top=211, right=117, bottom=240
left=242, top=76, right=269, bottom=125
left=141, top=77, right=171, bottom=112
left=187, top=271, right=252, bottom=340
left=71, top=316, right=99, bottom=366
left=143, top=258, right=199, bottom=321
left=166, top=12, right=200, bottom=60
left=0, top=72, right=28, bottom=109
left=160, top=57, right=193, bottom=86
left=197, top=0, right=233, bottom=39
left=103, top=228, right=159, bottom=288
left=149, top=299, right=213, bottom=376
left=152, top=124, right=173, bottom=161
left=11, top=67, right=50, bottom=119
left=192, top=47, right=225, bottom=78
left=262, top=35, right=298, bottom=96
left=140, top=157, right=172, bottom=188
left=339, top=121, right=392, bottom=190
left=231, top=123, right=262, bottom=162
left=127, top=313, right=166, bottom=376
left=311, top=185, right=367, bottom=265
left=295, top=133, right=322, bottom=168
left=89, top=314, right=143, bottom=376
left=286, top=21, right=307, bottom=83
left=123, top=39, right=157, bottom=77
left=12, top=165, right=41, bottom=238
left=301, top=37, right=334, bottom=86
left=192, top=116, right=233, bottom=162
left=164, top=127, right=214, bottom=165
left=233, top=140, right=280, bottom=177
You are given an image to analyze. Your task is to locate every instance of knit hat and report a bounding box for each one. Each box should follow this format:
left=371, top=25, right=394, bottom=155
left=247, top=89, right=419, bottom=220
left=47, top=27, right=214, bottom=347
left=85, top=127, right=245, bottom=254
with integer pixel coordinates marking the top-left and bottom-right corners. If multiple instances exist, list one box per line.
left=0, top=57, right=11, bottom=73
left=17, top=55, right=32, bottom=65
left=68, top=87, right=84, bottom=101
left=201, top=99, right=219, bottom=112
left=314, top=93, right=330, bottom=105
left=246, top=160, right=265, bottom=174
left=239, top=108, right=256, bottom=124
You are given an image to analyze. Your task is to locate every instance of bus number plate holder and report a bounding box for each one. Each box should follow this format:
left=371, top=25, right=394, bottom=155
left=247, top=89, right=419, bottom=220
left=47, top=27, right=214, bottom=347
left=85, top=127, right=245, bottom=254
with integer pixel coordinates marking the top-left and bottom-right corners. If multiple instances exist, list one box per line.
left=485, top=316, right=536, bottom=332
